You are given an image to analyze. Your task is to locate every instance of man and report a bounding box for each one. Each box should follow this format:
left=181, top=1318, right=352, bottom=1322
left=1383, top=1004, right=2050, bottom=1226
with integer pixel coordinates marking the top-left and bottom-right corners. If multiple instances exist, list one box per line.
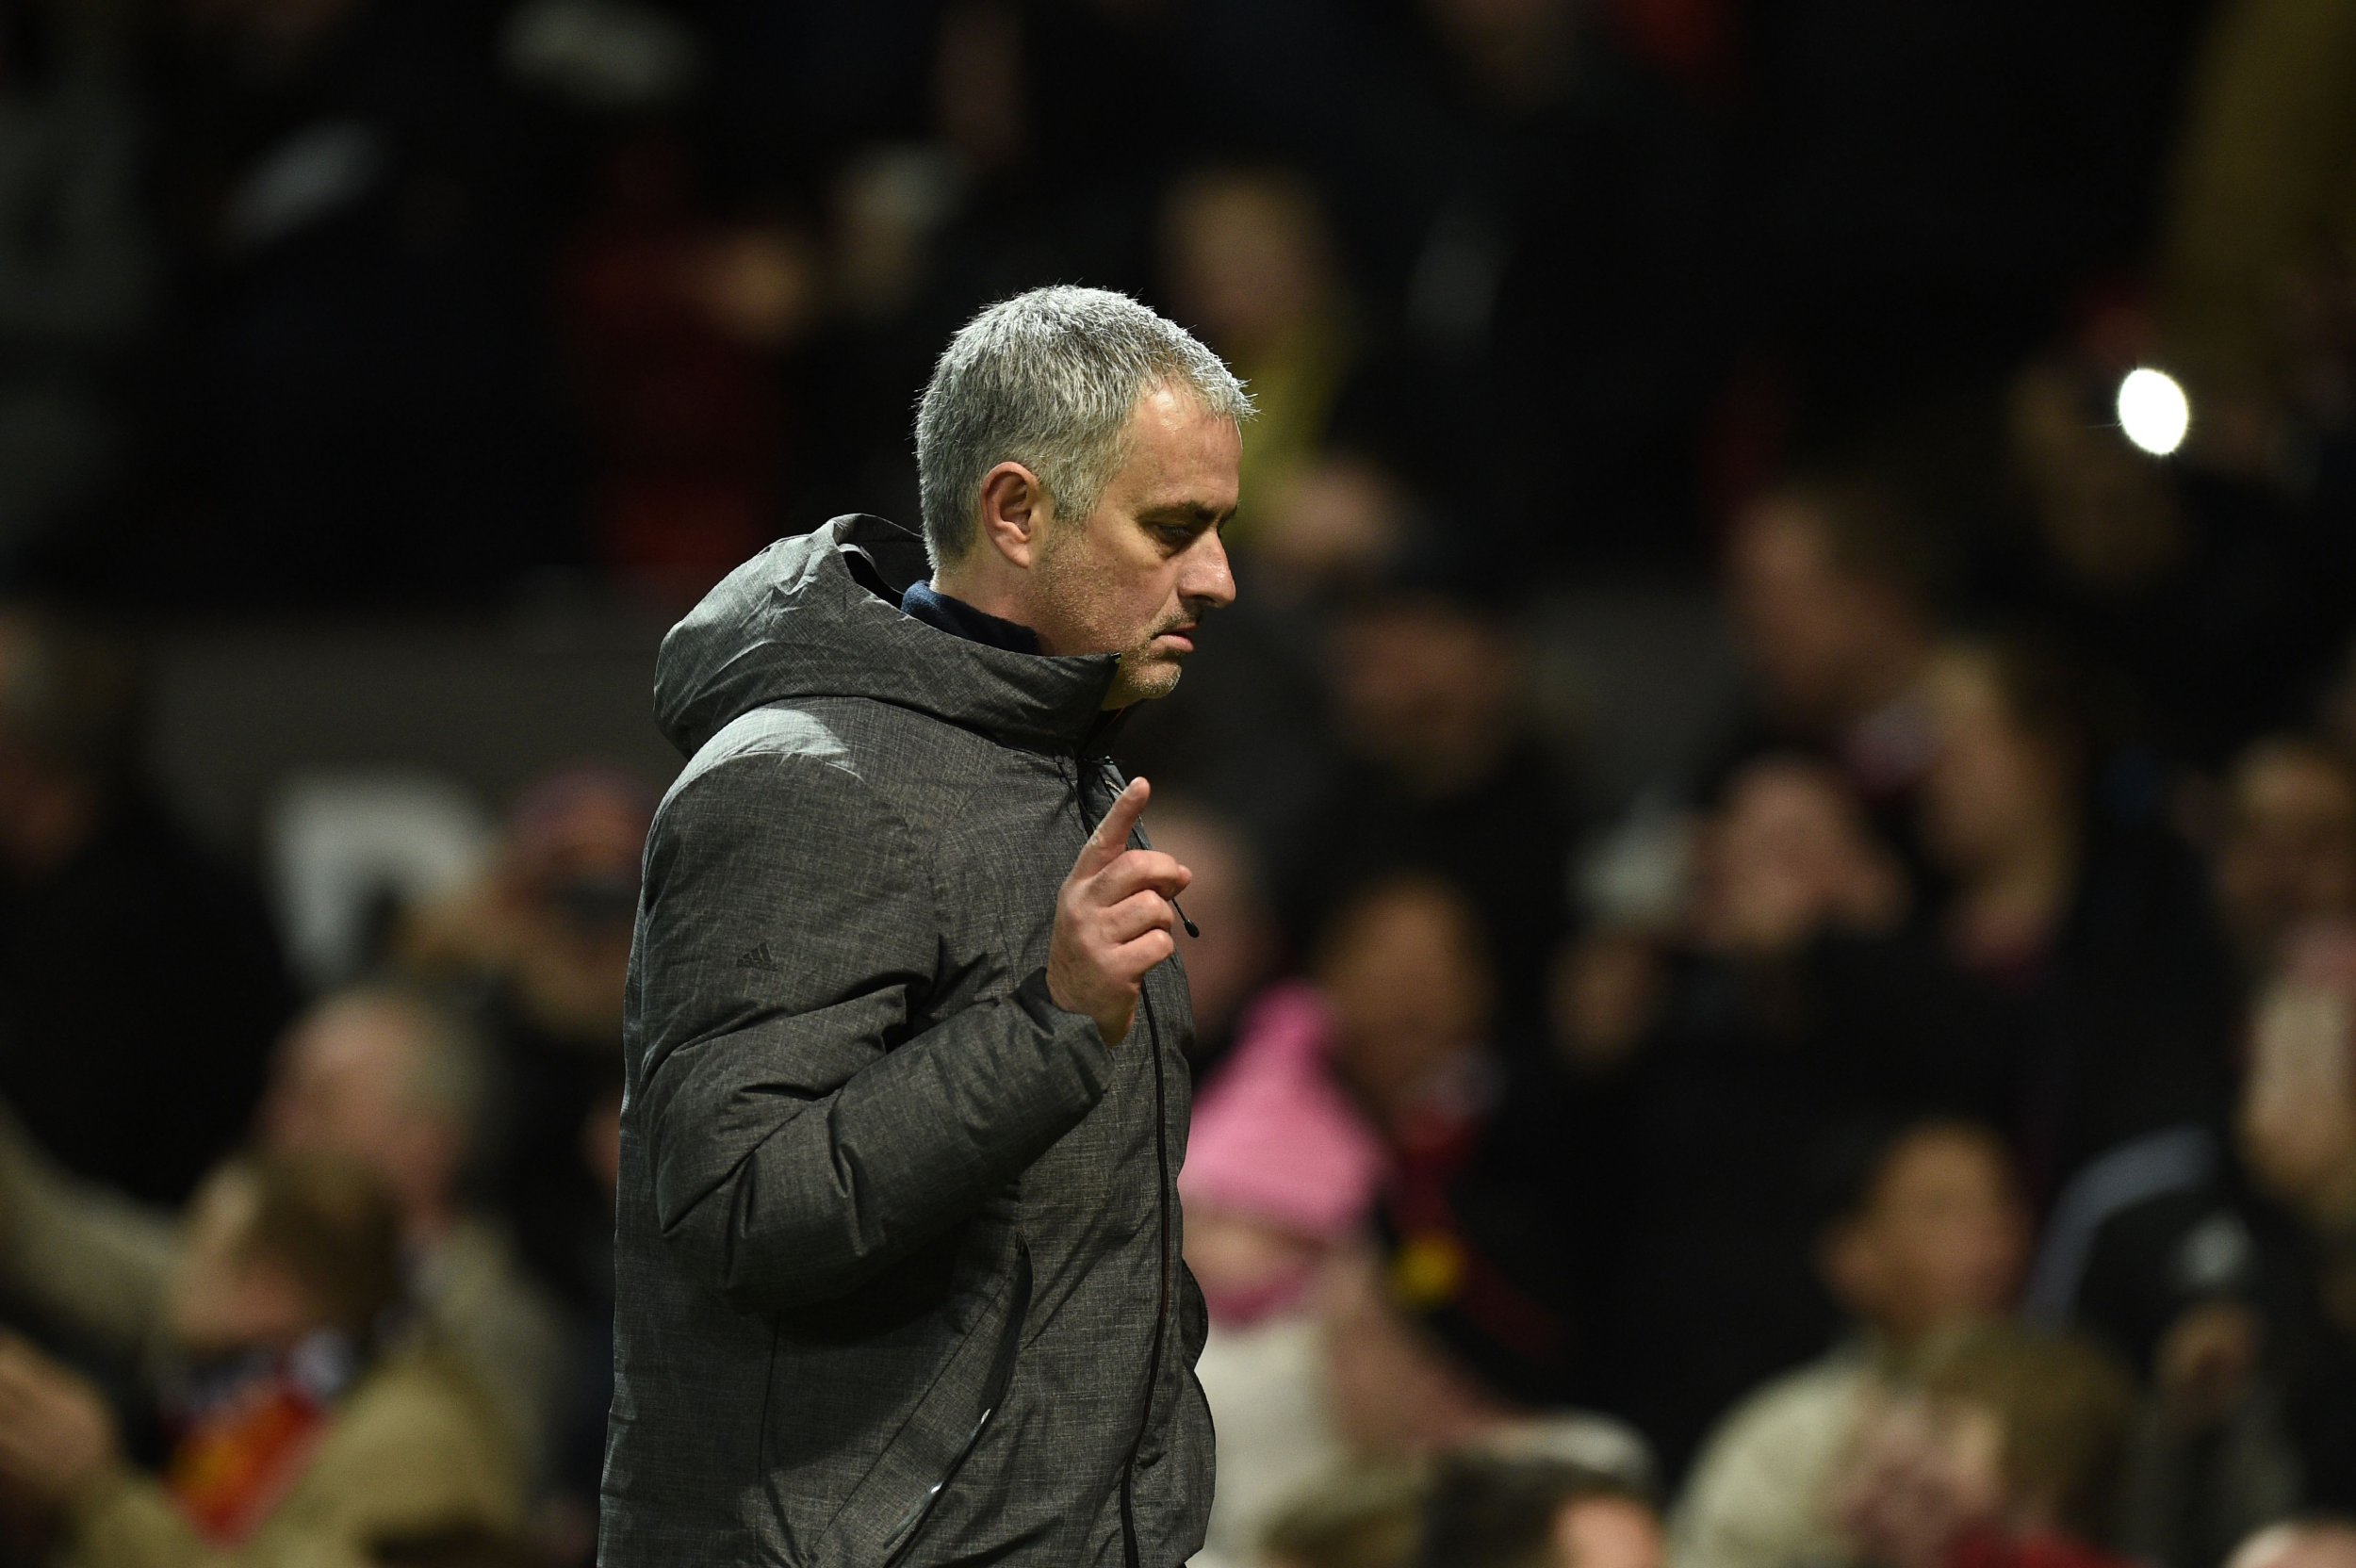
left=0, top=607, right=293, bottom=1205
left=0, top=1152, right=521, bottom=1566
left=256, top=987, right=574, bottom=1482
left=601, top=286, right=1251, bottom=1567
left=2210, top=736, right=2356, bottom=984
left=1718, top=476, right=1947, bottom=841
left=0, top=985, right=569, bottom=1485
left=1672, top=1119, right=2031, bottom=1568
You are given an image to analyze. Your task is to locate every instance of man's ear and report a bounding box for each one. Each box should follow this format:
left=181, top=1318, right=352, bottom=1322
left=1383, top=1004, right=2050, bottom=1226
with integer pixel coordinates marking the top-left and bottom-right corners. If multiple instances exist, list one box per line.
left=977, top=462, right=1049, bottom=569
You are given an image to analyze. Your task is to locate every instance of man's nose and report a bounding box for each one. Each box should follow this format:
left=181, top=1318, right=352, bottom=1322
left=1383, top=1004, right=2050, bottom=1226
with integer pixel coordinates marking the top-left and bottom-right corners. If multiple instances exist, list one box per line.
left=1181, top=531, right=1236, bottom=611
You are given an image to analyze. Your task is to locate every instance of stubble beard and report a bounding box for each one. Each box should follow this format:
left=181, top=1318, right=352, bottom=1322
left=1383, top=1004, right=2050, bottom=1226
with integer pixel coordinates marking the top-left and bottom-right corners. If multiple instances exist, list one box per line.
left=1109, top=642, right=1186, bottom=707
left=1033, top=522, right=1189, bottom=709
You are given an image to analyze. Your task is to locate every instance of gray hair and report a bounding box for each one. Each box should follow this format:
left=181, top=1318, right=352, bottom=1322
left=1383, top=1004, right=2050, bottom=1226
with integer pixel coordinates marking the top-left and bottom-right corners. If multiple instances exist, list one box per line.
left=915, top=286, right=1252, bottom=568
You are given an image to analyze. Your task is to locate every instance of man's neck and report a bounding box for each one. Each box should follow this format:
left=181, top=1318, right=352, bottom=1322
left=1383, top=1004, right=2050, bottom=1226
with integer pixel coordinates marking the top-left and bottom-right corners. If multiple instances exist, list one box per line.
left=903, top=580, right=1042, bottom=655
left=927, top=568, right=1022, bottom=624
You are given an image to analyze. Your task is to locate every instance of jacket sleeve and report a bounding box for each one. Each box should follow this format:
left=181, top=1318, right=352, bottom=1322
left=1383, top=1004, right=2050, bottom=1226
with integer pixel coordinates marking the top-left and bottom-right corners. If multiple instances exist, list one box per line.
left=633, top=750, right=1112, bottom=1314
left=0, top=1100, right=179, bottom=1358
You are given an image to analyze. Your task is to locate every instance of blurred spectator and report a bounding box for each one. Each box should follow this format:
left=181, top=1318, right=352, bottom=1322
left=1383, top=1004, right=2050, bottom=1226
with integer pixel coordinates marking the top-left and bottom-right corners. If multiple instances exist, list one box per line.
left=1835, top=1323, right=2139, bottom=1568
left=1551, top=757, right=1985, bottom=1473
left=1289, top=555, right=1579, bottom=1034
left=1918, top=636, right=2237, bottom=1200
left=1247, top=456, right=1418, bottom=601
left=1689, top=759, right=1910, bottom=962
left=1184, top=982, right=1386, bottom=1566
left=1317, top=874, right=1542, bottom=1444
left=1555, top=754, right=1913, bottom=1076
left=1998, top=351, right=2355, bottom=771
left=2220, top=931, right=2356, bottom=1500
left=0, top=0, right=155, bottom=577
left=1318, top=876, right=1665, bottom=1467
left=1285, top=0, right=1725, bottom=570
left=558, top=130, right=820, bottom=602
left=255, top=986, right=571, bottom=1485
left=0, top=1152, right=520, bottom=1565
left=1185, top=981, right=1385, bottom=1328
left=1160, top=165, right=1352, bottom=548
left=1186, top=873, right=1504, bottom=1536
left=2208, top=738, right=2356, bottom=984
left=400, top=765, right=649, bottom=1311
left=1675, top=1119, right=2032, bottom=1568
left=1714, top=473, right=1949, bottom=883
left=2004, top=355, right=2188, bottom=615
left=791, top=0, right=1187, bottom=526
left=1317, top=874, right=1498, bottom=1147
left=1416, top=1448, right=1665, bottom=1568
left=1152, top=160, right=1427, bottom=601
left=2022, top=926, right=2356, bottom=1568
left=2155, top=0, right=2356, bottom=474
left=0, top=984, right=569, bottom=1489
left=0, top=609, right=291, bottom=1205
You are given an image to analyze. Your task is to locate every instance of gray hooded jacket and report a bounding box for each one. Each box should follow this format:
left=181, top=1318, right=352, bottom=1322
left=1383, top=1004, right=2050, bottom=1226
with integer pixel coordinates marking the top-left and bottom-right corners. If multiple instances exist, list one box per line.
left=599, top=514, right=1213, bottom=1567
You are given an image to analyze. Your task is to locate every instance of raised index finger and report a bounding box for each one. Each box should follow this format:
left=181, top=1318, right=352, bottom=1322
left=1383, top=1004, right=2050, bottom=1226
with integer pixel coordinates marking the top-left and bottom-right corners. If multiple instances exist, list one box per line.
left=1072, top=776, right=1151, bottom=879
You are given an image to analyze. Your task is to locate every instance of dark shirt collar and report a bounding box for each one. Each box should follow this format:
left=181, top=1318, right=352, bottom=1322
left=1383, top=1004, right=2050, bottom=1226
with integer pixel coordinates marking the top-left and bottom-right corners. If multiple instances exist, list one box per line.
left=899, top=581, right=1042, bottom=655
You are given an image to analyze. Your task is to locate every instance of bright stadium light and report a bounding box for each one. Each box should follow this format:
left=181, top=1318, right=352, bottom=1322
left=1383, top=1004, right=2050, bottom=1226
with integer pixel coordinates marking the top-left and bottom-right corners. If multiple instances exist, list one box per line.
left=2116, top=368, right=2190, bottom=456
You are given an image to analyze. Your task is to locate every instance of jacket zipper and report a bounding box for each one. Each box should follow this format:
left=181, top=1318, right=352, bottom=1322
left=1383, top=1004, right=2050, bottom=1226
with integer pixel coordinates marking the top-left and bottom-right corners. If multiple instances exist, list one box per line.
left=1121, top=984, right=1173, bottom=1568
left=1074, top=742, right=1173, bottom=1568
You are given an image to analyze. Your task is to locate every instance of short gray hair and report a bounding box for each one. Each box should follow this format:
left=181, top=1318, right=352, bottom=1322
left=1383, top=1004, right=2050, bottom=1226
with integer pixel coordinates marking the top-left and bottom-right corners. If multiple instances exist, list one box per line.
left=915, top=286, right=1252, bottom=567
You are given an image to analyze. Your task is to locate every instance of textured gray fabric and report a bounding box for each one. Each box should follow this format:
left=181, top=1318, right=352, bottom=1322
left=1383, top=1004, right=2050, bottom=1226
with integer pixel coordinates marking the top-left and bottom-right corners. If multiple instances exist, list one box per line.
left=600, top=514, right=1213, bottom=1567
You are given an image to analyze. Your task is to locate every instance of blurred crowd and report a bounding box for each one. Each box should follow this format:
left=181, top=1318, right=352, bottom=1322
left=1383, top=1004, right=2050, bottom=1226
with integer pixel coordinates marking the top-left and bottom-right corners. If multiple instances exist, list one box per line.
left=4, top=0, right=2356, bottom=1565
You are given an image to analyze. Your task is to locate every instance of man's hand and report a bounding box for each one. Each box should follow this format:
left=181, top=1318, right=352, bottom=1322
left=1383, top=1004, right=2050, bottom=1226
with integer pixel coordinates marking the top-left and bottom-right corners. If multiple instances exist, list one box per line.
left=0, top=1333, right=122, bottom=1514
left=1050, top=777, right=1190, bottom=1046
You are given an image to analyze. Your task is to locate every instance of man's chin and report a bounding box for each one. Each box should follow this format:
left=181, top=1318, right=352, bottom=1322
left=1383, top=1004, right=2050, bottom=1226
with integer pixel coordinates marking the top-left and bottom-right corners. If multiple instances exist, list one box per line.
left=1105, top=649, right=1186, bottom=708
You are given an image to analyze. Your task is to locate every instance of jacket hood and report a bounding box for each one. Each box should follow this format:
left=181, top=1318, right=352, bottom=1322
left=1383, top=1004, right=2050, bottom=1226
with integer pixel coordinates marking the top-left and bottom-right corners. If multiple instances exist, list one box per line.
left=654, top=514, right=1122, bottom=759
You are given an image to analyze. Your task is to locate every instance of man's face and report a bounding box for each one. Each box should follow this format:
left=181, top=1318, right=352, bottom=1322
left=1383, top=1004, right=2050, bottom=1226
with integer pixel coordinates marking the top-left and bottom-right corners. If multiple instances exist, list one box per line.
left=1319, top=879, right=1494, bottom=1126
left=258, top=1001, right=448, bottom=1216
left=1727, top=502, right=1879, bottom=727
left=2216, top=748, right=2356, bottom=972
left=1333, top=599, right=1518, bottom=792
left=1831, top=1128, right=2028, bottom=1344
left=1030, top=384, right=1240, bottom=707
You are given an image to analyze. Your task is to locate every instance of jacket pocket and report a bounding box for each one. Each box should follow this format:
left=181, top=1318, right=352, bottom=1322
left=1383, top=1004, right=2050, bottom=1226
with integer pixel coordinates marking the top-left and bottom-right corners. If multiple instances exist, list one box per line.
left=808, top=1233, right=1033, bottom=1568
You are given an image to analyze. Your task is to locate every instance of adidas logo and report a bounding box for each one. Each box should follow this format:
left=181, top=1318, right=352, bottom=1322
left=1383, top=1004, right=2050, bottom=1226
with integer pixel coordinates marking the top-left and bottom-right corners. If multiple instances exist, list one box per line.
left=733, top=940, right=779, bottom=972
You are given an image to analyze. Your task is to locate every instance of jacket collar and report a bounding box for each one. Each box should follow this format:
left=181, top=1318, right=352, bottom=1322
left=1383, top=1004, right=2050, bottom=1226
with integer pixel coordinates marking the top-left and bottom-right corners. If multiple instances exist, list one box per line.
left=655, top=514, right=1124, bottom=758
